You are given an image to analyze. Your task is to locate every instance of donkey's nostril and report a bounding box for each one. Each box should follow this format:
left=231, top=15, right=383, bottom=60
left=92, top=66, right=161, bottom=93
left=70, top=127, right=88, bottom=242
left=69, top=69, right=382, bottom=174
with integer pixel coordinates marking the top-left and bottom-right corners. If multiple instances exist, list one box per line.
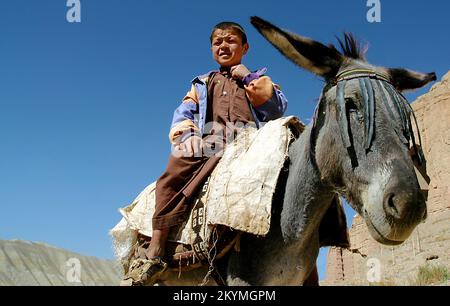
left=388, top=194, right=397, bottom=211
left=382, top=187, right=427, bottom=224
left=383, top=193, right=403, bottom=219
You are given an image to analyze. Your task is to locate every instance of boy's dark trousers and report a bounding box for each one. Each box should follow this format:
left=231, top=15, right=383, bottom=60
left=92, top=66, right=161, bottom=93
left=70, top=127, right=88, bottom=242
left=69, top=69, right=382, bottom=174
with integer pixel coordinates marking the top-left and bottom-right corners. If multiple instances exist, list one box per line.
left=152, top=153, right=221, bottom=230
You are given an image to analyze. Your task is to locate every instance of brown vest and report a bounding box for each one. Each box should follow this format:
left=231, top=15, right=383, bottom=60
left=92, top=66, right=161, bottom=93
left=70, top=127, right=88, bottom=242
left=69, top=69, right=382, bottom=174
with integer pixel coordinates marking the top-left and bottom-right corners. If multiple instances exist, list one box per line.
left=205, top=71, right=255, bottom=143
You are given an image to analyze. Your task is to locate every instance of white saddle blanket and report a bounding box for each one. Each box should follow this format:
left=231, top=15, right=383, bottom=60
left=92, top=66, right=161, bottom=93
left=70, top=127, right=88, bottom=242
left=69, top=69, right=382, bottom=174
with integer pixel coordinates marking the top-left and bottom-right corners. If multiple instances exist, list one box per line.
left=110, top=116, right=304, bottom=260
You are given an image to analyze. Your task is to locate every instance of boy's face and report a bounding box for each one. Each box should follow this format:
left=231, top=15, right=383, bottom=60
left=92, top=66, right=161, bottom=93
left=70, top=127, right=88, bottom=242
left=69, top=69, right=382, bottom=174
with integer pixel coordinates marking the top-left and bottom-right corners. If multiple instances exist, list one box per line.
left=211, top=28, right=249, bottom=68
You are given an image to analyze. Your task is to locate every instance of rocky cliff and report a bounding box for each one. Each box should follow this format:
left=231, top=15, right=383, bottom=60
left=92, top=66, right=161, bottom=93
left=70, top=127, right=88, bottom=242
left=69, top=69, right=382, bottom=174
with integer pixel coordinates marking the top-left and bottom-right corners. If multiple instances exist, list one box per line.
left=0, top=239, right=121, bottom=286
left=324, top=71, right=450, bottom=285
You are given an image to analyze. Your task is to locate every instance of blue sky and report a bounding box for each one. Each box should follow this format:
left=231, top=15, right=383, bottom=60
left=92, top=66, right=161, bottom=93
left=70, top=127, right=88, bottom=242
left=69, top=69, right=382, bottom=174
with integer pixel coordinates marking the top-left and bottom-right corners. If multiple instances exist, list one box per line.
left=0, top=1, right=448, bottom=281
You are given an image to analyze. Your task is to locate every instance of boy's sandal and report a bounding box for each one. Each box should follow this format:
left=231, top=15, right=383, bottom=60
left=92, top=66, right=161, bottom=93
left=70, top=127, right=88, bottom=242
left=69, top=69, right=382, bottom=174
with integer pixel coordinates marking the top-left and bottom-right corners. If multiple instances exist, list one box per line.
left=120, top=257, right=168, bottom=286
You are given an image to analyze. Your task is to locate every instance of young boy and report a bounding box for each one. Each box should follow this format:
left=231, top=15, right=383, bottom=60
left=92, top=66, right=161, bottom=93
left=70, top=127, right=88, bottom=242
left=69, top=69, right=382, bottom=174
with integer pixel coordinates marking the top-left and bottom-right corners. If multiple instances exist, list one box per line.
left=128, top=21, right=288, bottom=285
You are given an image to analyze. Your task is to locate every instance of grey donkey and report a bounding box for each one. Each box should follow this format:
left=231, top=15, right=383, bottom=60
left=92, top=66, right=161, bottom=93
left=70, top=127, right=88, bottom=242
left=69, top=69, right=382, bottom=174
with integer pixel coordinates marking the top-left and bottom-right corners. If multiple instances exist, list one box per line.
left=149, top=17, right=437, bottom=285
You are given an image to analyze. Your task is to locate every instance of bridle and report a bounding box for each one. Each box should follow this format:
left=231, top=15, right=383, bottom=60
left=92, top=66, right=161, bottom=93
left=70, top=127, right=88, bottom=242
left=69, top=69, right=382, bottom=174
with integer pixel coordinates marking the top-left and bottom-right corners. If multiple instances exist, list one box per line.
left=310, top=68, right=424, bottom=170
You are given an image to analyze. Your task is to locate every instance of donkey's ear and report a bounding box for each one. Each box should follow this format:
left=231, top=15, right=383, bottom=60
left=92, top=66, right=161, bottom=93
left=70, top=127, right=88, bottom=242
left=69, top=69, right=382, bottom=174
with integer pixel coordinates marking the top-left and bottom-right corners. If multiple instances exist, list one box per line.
left=250, top=16, right=343, bottom=79
left=388, top=68, right=437, bottom=92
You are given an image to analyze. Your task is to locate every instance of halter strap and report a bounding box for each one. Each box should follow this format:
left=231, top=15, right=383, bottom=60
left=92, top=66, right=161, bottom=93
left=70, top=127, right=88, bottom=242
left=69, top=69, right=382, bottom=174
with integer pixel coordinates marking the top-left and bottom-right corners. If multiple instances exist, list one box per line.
left=335, top=69, right=391, bottom=83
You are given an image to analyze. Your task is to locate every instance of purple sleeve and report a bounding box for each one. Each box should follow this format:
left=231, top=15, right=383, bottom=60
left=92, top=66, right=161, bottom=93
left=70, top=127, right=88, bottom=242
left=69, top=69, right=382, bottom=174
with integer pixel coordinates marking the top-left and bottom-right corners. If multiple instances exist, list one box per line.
left=242, top=67, right=268, bottom=86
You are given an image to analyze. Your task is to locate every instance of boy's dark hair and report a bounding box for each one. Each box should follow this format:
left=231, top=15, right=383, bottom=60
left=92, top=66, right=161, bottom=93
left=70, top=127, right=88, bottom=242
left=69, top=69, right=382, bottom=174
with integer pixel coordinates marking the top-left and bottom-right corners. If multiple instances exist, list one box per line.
left=210, top=21, right=248, bottom=45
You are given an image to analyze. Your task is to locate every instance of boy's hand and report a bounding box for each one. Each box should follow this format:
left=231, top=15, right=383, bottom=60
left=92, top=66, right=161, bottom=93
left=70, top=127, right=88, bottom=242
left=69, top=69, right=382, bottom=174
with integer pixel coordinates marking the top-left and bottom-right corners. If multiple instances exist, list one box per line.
left=177, top=135, right=202, bottom=158
left=230, top=64, right=251, bottom=80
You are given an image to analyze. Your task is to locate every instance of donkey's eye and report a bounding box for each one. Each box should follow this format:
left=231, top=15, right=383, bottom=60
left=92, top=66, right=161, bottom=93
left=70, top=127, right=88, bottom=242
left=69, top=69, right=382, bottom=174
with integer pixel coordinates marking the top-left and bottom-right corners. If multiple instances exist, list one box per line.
left=345, top=98, right=358, bottom=112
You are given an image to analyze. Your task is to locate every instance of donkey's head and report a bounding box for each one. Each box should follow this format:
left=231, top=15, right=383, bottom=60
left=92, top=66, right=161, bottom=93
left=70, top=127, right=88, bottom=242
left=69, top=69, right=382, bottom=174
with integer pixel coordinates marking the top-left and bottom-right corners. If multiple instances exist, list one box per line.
left=251, top=17, right=436, bottom=245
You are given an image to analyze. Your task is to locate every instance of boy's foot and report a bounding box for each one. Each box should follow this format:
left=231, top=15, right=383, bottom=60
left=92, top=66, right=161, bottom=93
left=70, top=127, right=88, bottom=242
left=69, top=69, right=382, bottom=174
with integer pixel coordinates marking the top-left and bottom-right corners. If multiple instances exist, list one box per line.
left=120, top=257, right=168, bottom=286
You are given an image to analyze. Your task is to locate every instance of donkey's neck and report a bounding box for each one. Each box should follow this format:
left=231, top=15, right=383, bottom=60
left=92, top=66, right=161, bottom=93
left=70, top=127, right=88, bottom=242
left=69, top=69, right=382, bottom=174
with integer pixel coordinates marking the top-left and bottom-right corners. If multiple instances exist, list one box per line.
left=281, top=126, right=335, bottom=245
left=225, top=126, right=337, bottom=285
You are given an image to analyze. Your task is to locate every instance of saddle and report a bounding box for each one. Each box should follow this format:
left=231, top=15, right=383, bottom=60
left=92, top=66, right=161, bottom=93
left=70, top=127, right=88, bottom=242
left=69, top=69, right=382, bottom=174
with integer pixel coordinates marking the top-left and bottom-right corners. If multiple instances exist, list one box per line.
left=132, top=228, right=239, bottom=273
left=123, top=177, right=243, bottom=285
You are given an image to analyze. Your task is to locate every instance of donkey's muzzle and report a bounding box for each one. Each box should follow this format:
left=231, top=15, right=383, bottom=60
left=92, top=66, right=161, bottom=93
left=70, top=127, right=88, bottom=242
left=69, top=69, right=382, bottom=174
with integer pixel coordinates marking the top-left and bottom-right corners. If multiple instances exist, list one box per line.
left=382, top=171, right=427, bottom=225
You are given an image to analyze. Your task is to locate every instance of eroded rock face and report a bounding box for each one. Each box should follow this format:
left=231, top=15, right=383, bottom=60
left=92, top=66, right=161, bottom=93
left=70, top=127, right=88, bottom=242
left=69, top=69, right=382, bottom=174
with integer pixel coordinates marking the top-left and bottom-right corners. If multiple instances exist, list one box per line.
left=0, top=239, right=121, bottom=286
left=324, top=71, right=450, bottom=286
left=413, top=72, right=450, bottom=215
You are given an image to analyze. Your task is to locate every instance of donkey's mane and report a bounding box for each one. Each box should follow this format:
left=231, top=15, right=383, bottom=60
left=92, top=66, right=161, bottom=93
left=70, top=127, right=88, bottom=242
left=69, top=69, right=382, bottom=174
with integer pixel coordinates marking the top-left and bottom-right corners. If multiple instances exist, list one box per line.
left=335, top=33, right=366, bottom=60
